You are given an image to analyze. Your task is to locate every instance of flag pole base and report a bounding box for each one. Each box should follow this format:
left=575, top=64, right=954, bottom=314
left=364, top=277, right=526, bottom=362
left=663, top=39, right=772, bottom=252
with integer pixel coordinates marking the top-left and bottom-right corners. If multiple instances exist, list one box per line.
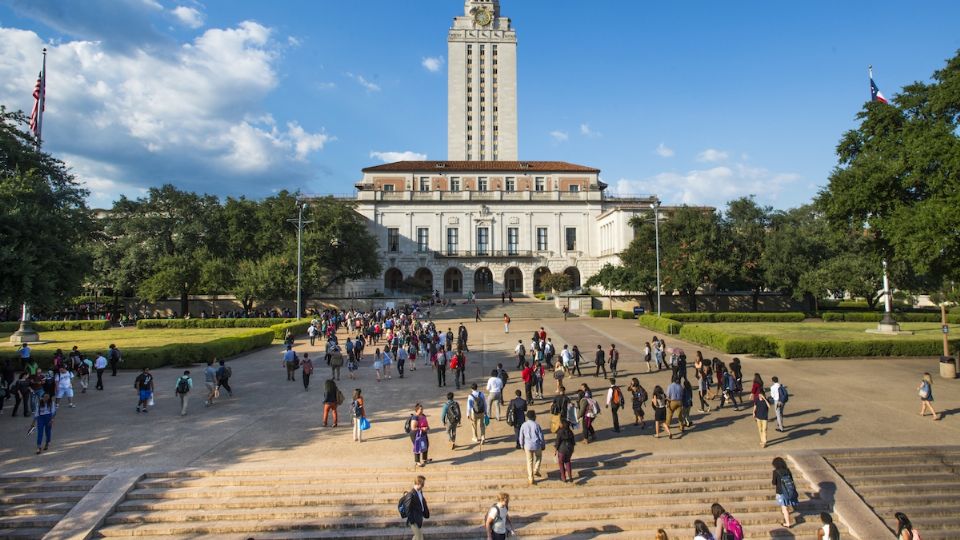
left=9, top=321, right=40, bottom=344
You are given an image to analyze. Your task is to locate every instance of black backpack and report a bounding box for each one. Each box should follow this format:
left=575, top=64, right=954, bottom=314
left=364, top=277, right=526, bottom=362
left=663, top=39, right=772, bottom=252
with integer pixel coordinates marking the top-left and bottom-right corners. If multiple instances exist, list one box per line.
left=403, top=414, right=415, bottom=434
left=446, top=402, right=462, bottom=425
left=471, top=394, right=486, bottom=415
left=398, top=492, right=409, bottom=519
left=176, top=376, right=190, bottom=394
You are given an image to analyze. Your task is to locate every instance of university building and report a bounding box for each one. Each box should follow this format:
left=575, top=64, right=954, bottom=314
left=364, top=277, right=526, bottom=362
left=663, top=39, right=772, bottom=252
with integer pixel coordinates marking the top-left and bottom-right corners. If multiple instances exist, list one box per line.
left=344, top=0, right=655, bottom=297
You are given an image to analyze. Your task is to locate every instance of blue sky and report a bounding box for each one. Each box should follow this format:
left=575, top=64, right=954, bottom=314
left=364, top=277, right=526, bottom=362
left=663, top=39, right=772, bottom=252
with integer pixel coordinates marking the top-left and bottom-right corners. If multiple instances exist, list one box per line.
left=1, top=0, right=958, bottom=209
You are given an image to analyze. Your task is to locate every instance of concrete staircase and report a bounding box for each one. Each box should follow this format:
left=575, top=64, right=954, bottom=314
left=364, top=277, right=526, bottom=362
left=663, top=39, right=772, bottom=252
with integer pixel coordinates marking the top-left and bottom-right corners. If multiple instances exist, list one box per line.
left=94, top=454, right=838, bottom=539
left=823, top=447, right=960, bottom=540
left=0, top=474, right=103, bottom=539
left=432, top=298, right=570, bottom=321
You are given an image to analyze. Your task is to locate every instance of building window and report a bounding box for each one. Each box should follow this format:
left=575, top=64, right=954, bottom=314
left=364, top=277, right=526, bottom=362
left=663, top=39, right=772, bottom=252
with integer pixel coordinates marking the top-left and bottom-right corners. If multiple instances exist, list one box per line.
left=419, top=177, right=430, bottom=192
left=447, top=228, right=459, bottom=255
left=569, top=184, right=579, bottom=192
left=450, top=177, right=461, bottom=192
left=387, top=228, right=400, bottom=253
left=478, top=177, right=488, bottom=191
left=535, top=177, right=545, bottom=192
left=505, top=177, right=516, bottom=191
left=417, top=227, right=429, bottom=252
left=565, top=228, right=577, bottom=251
left=507, top=227, right=519, bottom=255
left=383, top=184, right=395, bottom=192
left=477, top=227, right=489, bottom=256
left=536, top=227, right=548, bottom=251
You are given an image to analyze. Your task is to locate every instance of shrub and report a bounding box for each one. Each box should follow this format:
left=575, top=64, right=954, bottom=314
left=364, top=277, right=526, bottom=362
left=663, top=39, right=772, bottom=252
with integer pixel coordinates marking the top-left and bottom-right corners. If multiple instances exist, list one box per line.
left=0, top=320, right=112, bottom=332
left=270, top=320, right=312, bottom=340
left=589, top=309, right=610, bottom=317
left=677, top=325, right=778, bottom=356
left=778, top=339, right=960, bottom=359
left=617, top=310, right=636, bottom=320
left=136, top=318, right=292, bottom=330
left=120, top=328, right=276, bottom=369
left=637, top=315, right=682, bottom=335
left=821, top=312, right=960, bottom=323
left=667, top=312, right=805, bottom=323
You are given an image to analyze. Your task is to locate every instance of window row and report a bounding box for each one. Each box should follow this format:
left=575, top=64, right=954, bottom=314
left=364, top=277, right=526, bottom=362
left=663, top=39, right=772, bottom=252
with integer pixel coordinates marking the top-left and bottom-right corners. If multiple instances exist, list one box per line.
left=385, top=226, right=577, bottom=253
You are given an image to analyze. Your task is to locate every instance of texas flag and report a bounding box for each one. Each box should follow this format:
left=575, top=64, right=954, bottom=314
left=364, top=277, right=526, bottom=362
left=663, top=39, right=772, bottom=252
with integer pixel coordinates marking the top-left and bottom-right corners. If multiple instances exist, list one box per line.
left=870, top=77, right=888, bottom=104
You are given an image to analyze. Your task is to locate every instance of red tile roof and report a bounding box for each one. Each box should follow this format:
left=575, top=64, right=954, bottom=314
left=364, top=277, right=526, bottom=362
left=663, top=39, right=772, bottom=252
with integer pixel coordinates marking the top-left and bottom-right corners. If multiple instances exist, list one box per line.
left=361, top=160, right=600, bottom=174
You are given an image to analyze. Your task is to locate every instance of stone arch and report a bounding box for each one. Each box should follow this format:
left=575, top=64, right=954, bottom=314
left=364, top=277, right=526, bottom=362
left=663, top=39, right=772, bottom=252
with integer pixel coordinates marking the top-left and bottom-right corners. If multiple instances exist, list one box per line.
left=563, top=267, right=581, bottom=290
left=413, top=267, right=434, bottom=292
left=474, top=267, right=494, bottom=295
left=443, top=267, right=463, bottom=295
left=533, top=266, right=551, bottom=293
left=384, top=268, right=403, bottom=294
left=504, top=267, right=524, bottom=293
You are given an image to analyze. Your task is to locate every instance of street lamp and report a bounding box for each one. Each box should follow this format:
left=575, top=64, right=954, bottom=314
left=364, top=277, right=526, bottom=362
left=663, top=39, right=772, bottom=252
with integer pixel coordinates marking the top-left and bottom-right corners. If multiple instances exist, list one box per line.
left=287, top=201, right=313, bottom=320
left=652, top=198, right=662, bottom=318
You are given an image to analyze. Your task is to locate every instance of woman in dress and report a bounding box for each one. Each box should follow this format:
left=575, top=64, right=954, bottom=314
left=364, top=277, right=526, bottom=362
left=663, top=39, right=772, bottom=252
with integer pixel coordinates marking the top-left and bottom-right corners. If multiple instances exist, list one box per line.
left=553, top=418, right=576, bottom=483
left=373, top=348, right=383, bottom=382
left=750, top=372, right=764, bottom=403
left=772, top=456, right=799, bottom=528
left=411, top=403, right=430, bottom=467
left=628, top=378, right=647, bottom=428
left=553, top=358, right=565, bottom=392
left=918, top=372, right=939, bottom=420
left=651, top=385, right=670, bottom=439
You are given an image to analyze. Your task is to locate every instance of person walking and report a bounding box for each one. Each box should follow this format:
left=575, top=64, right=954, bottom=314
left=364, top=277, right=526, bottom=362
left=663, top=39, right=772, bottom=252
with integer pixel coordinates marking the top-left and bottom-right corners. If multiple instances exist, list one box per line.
left=351, top=388, right=366, bottom=442
left=435, top=349, right=448, bottom=388
left=628, top=378, right=647, bottom=428
left=134, top=368, right=155, bottom=413
left=108, top=344, right=122, bottom=376
left=94, top=352, right=107, bottom=390
left=11, top=373, right=31, bottom=417
left=503, top=313, right=510, bottom=334
left=486, top=369, right=504, bottom=421
left=817, top=512, right=840, bottom=540
left=441, top=392, right=462, bottom=449
left=549, top=386, right=570, bottom=434
left=467, top=383, right=487, bottom=443
left=54, top=366, right=76, bottom=409
left=401, top=475, right=429, bottom=540
left=697, top=364, right=711, bottom=413
left=283, top=345, right=298, bottom=382
left=396, top=345, right=408, bottom=378
left=514, top=340, right=526, bottom=369
left=485, top=493, right=515, bottom=540
left=918, top=372, right=939, bottom=420
left=411, top=403, right=430, bottom=467
left=373, top=348, right=383, bottom=382
left=77, top=355, right=92, bottom=393
left=594, top=345, right=607, bottom=379
left=521, top=362, right=534, bottom=403
left=770, top=376, right=787, bottom=431
left=323, top=379, right=341, bottom=427
left=571, top=345, right=582, bottom=377
left=605, top=378, right=624, bottom=433
left=330, top=347, right=344, bottom=381
left=31, top=393, right=56, bottom=454
left=518, top=410, right=545, bottom=485
left=711, top=503, right=743, bottom=540
left=608, top=344, right=620, bottom=378
left=895, top=512, right=920, bottom=540
left=508, top=389, right=527, bottom=449
left=754, top=388, right=770, bottom=448
left=301, top=353, right=314, bottom=391
left=652, top=385, right=670, bottom=439
left=475, top=306, right=482, bottom=322
left=203, top=360, right=218, bottom=406
left=577, top=389, right=598, bottom=443
left=665, top=375, right=684, bottom=435
left=454, top=350, right=467, bottom=389
left=216, top=360, right=233, bottom=397
left=174, top=371, right=192, bottom=416
left=554, top=417, right=576, bottom=483
left=643, top=342, right=653, bottom=373
left=772, top=456, right=799, bottom=528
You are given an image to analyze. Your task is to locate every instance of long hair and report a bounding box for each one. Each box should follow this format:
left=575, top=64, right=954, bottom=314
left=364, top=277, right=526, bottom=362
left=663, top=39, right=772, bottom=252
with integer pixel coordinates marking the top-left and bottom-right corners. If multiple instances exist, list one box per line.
left=820, top=512, right=840, bottom=540
left=694, top=519, right=711, bottom=535
left=895, top=512, right=913, bottom=536
left=711, top=502, right=726, bottom=520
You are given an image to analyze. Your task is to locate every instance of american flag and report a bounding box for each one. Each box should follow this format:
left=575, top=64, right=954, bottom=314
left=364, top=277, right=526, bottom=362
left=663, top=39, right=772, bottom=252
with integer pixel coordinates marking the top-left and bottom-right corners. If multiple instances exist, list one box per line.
left=29, top=71, right=45, bottom=139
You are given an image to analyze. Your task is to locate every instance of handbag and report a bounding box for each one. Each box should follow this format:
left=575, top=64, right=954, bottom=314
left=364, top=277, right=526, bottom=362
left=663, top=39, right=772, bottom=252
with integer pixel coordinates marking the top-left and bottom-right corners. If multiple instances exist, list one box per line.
left=359, top=417, right=371, bottom=431
left=483, top=414, right=490, bottom=426
left=550, top=414, right=561, bottom=433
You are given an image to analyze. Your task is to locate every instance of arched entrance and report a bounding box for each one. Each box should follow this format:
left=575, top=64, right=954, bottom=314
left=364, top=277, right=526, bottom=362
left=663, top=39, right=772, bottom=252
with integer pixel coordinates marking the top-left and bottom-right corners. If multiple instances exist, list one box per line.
left=504, top=267, right=523, bottom=293
left=384, top=268, right=403, bottom=294
left=533, top=267, right=551, bottom=293
left=474, top=267, right=494, bottom=295
left=414, top=268, right=434, bottom=292
left=563, top=267, right=581, bottom=290
left=443, top=268, right=463, bottom=295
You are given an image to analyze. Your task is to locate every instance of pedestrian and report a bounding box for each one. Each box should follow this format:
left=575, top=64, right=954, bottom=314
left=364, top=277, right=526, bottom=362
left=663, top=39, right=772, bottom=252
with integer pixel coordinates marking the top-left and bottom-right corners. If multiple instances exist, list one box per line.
left=382, top=348, right=394, bottom=380
left=441, top=392, right=462, bottom=449
left=608, top=344, right=620, bottom=378
left=174, top=370, right=192, bottom=416
left=895, top=512, right=919, bottom=540
left=549, top=385, right=570, bottom=433
left=467, top=383, right=487, bottom=443
left=553, top=358, right=566, bottom=392
left=665, top=375, right=684, bottom=436
left=644, top=342, right=653, bottom=372
left=308, top=323, right=318, bottom=347
left=411, top=403, right=430, bottom=467
left=475, top=306, right=482, bottom=322
left=770, top=376, right=787, bottom=431
left=772, top=456, right=799, bottom=528
left=577, top=388, right=598, bottom=443
left=697, top=364, right=711, bottom=413
left=533, top=360, right=545, bottom=399
left=750, top=372, right=764, bottom=402
left=134, top=368, right=154, bottom=413
left=54, top=366, right=76, bottom=408
left=373, top=348, right=383, bottom=382
left=94, top=352, right=107, bottom=390
left=484, top=492, right=515, bottom=540
left=518, top=410, right=545, bottom=485
left=486, top=369, right=504, bottom=421
left=77, top=355, right=92, bottom=393
left=562, top=304, right=569, bottom=320
left=11, top=373, right=31, bottom=417
left=652, top=385, right=670, bottom=439
left=351, top=388, right=366, bottom=442
left=554, top=417, right=576, bottom=483
left=521, top=362, right=534, bottom=402
left=721, top=368, right=742, bottom=411
left=571, top=345, right=582, bottom=377
left=322, top=379, right=341, bottom=427
left=18, top=343, right=32, bottom=371
left=594, top=345, right=607, bottom=378
left=203, top=360, right=218, bottom=406
left=347, top=347, right=359, bottom=379
left=817, top=512, right=840, bottom=540
left=108, top=344, right=122, bottom=376
left=711, top=503, right=743, bottom=540
left=283, top=345, right=298, bottom=382
left=655, top=531, right=669, bottom=540
left=503, top=313, right=510, bottom=334
left=628, top=378, right=647, bottom=428
left=454, top=350, right=467, bottom=388
left=681, top=378, right=694, bottom=428
left=605, top=378, right=624, bottom=433
left=214, top=359, right=233, bottom=397
left=301, top=353, right=314, bottom=391
left=918, top=372, right=939, bottom=420
left=435, top=348, right=448, bottom=387
left=514, top=340, right=526, bottom=369
left=693, top=519, right=715, bottom=540
left=508, top=389, right=527, bottom=449
left=401, top=475, right=429, bottom=540
left=396, top=345, right=407, bottom=378
left=754, top=388, right=770, bottom=448
left=31, top=392, right=56, bottom=454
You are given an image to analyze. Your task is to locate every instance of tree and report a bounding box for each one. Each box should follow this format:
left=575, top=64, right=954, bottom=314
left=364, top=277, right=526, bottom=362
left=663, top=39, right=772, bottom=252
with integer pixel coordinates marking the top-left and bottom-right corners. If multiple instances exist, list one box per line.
left=0, top=109, right=94, bottom=318
left=231, top=255, right=295, bottom=312
left=762, top=205, right=833, bottom=311
left=539, top=272, right=572, bottom=293
left=300, top=197, right=381, bottom=294
left=723, top=196, right=771, bottom=311
left=658, top=206, right=732, bottom=311
left=585, top=212, right=660, bottom=311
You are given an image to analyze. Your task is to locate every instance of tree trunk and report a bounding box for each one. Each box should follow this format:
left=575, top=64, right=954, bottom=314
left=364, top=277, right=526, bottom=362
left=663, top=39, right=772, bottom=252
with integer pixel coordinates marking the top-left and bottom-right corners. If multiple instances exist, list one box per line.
left=803, top=292, right=817, bottom=314
left=646, top=290, right=657, bottom=313
left=866, top=293, right=880, bottom=311
left=752, top=289, right=760, bottom=312
left=687, top=291, right=697, bottom=312
left=180, top=290, right=189, bottom=318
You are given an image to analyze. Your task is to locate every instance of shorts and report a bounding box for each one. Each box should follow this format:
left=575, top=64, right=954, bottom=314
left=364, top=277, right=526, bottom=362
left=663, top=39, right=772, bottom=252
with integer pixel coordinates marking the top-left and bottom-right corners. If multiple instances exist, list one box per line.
left=776, top=493, right=798, bottom=507
left=139, top=389, right=152, bottom=401
left=56, top=387, right=74, bottom=399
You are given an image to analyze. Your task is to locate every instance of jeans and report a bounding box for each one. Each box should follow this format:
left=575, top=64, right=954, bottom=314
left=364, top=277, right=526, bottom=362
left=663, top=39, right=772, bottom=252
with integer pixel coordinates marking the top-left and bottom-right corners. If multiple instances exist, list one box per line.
left=96, top=369, right=105, bottom=390
left=436, top=366, right=446, bottom=387
left=524, top=449, right=543, bottom=482
left=610, top=405, right=621, bottom=432
left=36, top=413, right=52, bottom=447
left=178, top=393, right=189, bottom=415
left=446, top=423, right=457, bottom=443
left=331, top=366, right=341, bottom=380
left=487, top=393, right=502, bottom=420
left=219, top=379, right=232, bottom=396
left=302, top=372, right=311, bottom=390
left=595, top=362, right=607, bottom=379
left=397, top=359, right=405, bottom=377
left=455, top=366, right=465, bottom=387
left=353, top=417, right=363, bottom=441
left=557, top=450, right=573, bottom=481
left=583, top=416, right=595, bottom=441
left=524, top=382, right=533, bottom=402
left=323, top=403, right=338, bottom=426
left=775, top=402, right=785, bottom=430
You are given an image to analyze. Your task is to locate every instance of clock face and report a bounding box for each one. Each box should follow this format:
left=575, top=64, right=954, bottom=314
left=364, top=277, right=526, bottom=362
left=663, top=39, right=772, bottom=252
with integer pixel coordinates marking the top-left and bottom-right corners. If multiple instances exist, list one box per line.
left=473, top=8, right=492, bottom=26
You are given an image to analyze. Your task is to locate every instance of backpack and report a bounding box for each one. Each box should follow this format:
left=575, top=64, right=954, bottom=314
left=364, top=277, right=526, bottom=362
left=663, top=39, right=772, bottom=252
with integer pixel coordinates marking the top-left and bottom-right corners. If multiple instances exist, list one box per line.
left=398, top=492, right=409, bottom=519
left=518, top=344, right=525, bottom=356
left=449, top=355, right=459, bottom=370
left=778, top=472, right=798, bottom=501
left=498, top=368, right=508, bottom=385
left=176, top=376, right=190, bottom=395
left=611, top=387, right=623, bottom=407
left=403, top=414, right=415, bottom=434
left=778, top=385, right=789, bottom=404
left=472, top=393, right=486, bottom=415
left=336, top=390, right=344, bottom=406
left=721, top=513, right=743, bottom=540
left=446, top=402, right=462, bottom=425
left=506, top=404, right=516, bottom=427
left=586, top=397, right=601, bottom=417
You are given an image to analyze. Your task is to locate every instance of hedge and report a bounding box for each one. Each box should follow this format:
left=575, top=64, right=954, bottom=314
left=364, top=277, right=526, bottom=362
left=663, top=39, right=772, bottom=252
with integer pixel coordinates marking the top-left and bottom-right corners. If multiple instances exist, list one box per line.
left=589, top=309, right=610, bottom=317
left=120, top=328, right=276, bottom=369
left=0, top=320, right=112, bottom=332
left=637, top=315, right=683, bottom=335
left=677, top=325, right=778, bottom=356
left=822, top=312, right=960, bottom=323
left=617, top=310, right=637, bottom=320
left=778, top=339, right=960, bottom=359
left=136, top=318, right=293, bottom=329
left=667, top=312, right=806, bottom=323
left=270, top=320, right=312, bottom=340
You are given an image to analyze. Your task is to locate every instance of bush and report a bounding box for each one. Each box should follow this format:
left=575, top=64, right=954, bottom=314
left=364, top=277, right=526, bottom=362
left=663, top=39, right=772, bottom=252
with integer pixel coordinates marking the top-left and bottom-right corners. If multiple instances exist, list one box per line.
left=617, top=310, right=636, bottom=319
left=667, top=312, right=806, bottom=323
left=136, top=318, right=292, bottom=329
left=120, top=328, right=276, bottom=369
left=778, top=339, right=960, bottom=359
left=637, top=315, right=683, bottom=335
left=677, top=325, right=778, bottom=356
left=821, top=312, right=960, bottom=323
left=270, top=320, right=312, bottom=340
left=0, top=320, right=112, bottom=332
left=589, top=309, right=610, bottom=317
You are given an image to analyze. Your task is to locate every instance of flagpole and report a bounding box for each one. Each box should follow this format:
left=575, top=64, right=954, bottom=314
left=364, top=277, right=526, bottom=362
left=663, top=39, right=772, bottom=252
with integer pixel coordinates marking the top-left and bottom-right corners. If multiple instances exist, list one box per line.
left=36, top=47, right=46, bottom=150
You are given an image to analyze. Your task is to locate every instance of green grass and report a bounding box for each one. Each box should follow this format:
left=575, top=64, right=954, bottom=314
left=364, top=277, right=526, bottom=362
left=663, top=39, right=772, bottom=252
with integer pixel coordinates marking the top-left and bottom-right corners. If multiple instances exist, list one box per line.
left=688, top=321, right=946, bottom=341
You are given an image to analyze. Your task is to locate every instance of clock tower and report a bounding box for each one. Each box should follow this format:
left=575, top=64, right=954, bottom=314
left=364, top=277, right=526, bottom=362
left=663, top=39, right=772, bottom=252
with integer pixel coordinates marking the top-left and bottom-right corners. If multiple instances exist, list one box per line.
left=448, top=0, right=517, bottom=161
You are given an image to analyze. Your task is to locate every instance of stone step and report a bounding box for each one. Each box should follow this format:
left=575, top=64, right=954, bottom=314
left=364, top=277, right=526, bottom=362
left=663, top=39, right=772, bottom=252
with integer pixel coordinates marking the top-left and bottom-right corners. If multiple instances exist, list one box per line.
left=0, top=527, right=51, bottom=540
left=0, top=501, right=75, bottom=516
left=851, top=482, right=960, bottom=497
left=825, top=472, right=952, bottom=488
left=0, top=514, right=63, bottom=529
left=0, top=491, right=85, bottom=505
left=0, top=474, right=103, bottom=484
left=865, top=493, right=960, bottom=508
left=0, top=480, right=99, bottom=494
left=830, top=463, right=960, bottom=477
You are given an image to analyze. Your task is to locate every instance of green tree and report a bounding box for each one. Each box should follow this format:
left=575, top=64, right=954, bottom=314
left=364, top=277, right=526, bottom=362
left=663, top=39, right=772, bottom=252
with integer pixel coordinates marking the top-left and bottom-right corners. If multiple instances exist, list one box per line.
left=539, top=272, right=572, bottom=293
left=231, top=255, right=295, bottom=312
left=586, top=212, right=660, bottom=311
left=300, top=197, right=381, bottom=294
left=0, top=109, right=94, bottom=318
left=762, top=205, right=833, bottom=311
left=723, top=196, right=771, bottom=311
left=659, top=206, right=731, bottom=311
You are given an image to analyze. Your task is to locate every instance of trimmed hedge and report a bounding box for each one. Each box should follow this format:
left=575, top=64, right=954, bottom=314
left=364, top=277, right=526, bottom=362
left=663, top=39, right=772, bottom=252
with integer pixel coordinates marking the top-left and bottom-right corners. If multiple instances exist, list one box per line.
left=589, top=309, right=611, bottom=317
left=822, top=312, right=960, bottom=323
left=668, top=312, right=806, bottom=323
left=778, top=339, right=960, bottom=359
left=120, top=328, right=276, bottom=369
left=678, top=325, right=778, bottom=356
left=136, top=318, right=293, bottom=329
left=270, top=320, right=312, bottom=340
left=637, top=315, right=683, bottom=335
left=0, top=320, right=112, bottom=332
left=617, top=310, right=637, bottom=320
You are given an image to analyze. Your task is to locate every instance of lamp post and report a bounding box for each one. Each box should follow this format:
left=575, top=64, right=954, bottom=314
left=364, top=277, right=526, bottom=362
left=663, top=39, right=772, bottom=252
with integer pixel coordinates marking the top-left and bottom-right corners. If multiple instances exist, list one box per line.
left=652, top=199, right=662, bottom=318
left=287, top=201, right=313, bottom=320
left=878, top=258, right=900, bottom=332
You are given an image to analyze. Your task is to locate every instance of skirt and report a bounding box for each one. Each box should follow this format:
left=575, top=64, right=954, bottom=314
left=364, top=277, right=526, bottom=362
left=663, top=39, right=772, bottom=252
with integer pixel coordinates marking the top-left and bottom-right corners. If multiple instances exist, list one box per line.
left=654, top=407, right=666, bottom=422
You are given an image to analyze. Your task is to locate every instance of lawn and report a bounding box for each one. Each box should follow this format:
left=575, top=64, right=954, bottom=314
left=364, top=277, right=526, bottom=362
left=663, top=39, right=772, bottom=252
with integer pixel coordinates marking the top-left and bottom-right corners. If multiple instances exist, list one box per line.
left=686, top=321, right=947, bottom=341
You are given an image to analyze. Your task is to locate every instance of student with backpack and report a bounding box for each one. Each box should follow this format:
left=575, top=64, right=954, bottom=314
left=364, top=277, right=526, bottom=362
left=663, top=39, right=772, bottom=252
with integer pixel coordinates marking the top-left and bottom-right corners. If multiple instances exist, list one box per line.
left=554, top=418, right=577, bottom=483
left=711, top=503, right=744, bottom=540
left=301, top=353, right=314, bottom=391
left=817, top=512, right=840, bottom=540
left=576, top=388, right=599, bottom=443
left=484, top=492, right=515, bottom=540
left=772, top=457, right=799, bottom=528
left=514, top=340, right=526, bottom=369
left=770, top=376, right=788, bottom=431
left=754, top=389, right=770, bottom=448
left=216, top=359, right=233, bottom=397
left=351, top=388, right=366, bottom=442
left=652, top=385, right=670, bottom=439
left=628, top=378, right=647, bottom=428
left=410, top=403, right=430, bottom=468
left=507, top=389, right=527, bottom=449
left=467, top=383, right=487, bottom=443
left=174, top=371, right=192, bottom=416
left=398, top=475, right=429, bottom=540
left=605, top=378, right=624, bottom=433
left=440, top=392, right=462, bottom=450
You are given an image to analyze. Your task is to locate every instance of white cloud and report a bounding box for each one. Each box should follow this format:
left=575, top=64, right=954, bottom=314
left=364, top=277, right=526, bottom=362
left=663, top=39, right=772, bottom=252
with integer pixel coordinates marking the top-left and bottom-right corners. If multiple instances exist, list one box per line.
left=347, top=72, right=380, bottom=92
left=0, top=22, right=333, bottom=203
left=171, top=6, right=204, bottom=29
left=370, top=151, right=427, bottom=163
left=696, top=148, right=729, bottom=162
left=655, top=143, right=674, bottom=157
left=549, top=130, right=569, bottom=142
left=316, top=82, right=336, bottom=90
left=580, top=123, right=600, bottom=138
left=421, top=56, right=444, bottom=72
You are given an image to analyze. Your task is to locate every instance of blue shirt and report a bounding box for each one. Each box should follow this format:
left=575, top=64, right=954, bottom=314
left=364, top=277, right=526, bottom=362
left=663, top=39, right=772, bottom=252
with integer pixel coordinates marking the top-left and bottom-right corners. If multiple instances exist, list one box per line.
left=666, top=382, right=683, bottom=401
left=283, top=349, right=296, bottom=363
left=518, top=419, right=545, bottom=451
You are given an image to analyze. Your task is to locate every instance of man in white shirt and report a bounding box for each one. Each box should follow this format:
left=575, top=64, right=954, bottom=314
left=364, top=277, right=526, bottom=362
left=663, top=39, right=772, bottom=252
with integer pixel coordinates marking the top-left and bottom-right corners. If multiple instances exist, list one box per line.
left=54, top=367, right=76, bottom=408
left=561, top=345, right=573, bottom=373
left=486, top=370, right=504, bottom=421
left=514, top=340, right=526, bottom=369
left=94, top=353, right=108, bottom=390
left=770, top=376, right=785, bottom=432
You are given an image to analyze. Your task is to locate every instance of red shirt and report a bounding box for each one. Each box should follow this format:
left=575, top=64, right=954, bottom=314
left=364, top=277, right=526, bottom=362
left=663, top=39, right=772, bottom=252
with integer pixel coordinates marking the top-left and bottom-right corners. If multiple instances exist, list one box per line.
left=521, top=366, right=533, bottom=383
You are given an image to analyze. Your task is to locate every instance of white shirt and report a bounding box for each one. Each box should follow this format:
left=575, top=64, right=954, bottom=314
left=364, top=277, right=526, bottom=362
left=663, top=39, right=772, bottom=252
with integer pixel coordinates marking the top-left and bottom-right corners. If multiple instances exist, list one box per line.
left=561, top=349, right=573, bottom=364
left=487, top=504, right=509, bottom=534
left=770, top=382, right=783, bottom=403
left=467, top=391, right=485, bottom=418
left=486, top=376, right=504, bottom=394
left=514, top=343, right=524, bottom=354
left=94, top=355, right=108, bottom=369
left=56, top=371, right=73, bottom=388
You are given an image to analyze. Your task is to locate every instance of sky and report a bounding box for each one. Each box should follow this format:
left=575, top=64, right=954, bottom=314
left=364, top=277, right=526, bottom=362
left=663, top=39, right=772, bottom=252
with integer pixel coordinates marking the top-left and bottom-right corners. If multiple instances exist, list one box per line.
left=1, top=0, right=958, bottom=210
